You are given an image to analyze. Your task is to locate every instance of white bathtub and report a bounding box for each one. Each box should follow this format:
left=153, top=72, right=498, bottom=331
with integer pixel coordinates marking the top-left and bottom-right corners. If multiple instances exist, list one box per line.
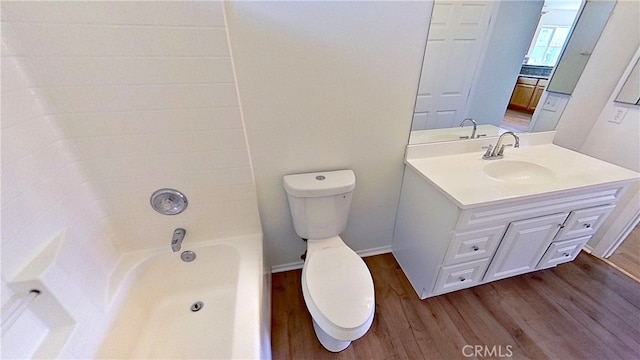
left=96, top=234, right=271, bottom=359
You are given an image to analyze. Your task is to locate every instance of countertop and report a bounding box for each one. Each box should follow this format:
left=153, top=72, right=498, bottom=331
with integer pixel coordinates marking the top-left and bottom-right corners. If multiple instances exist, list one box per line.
left=406, top=144, right=639, bottom=209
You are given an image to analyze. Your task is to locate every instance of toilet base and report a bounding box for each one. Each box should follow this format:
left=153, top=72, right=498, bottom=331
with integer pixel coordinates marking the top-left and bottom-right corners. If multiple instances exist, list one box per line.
left=312, top=318, right=351, bottom=352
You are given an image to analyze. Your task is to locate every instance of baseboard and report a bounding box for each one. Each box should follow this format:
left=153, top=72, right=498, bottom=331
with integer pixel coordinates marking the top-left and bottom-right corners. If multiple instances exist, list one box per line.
left=271, top=261, right=304, bottom=273
left=270, top=245, right=393, bottom=273
left=357, top=245, right=392, bottom=258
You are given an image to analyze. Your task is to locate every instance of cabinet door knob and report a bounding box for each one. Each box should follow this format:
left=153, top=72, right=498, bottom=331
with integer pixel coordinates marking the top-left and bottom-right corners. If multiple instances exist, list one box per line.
left=459, top=277, right=466, bottom=282
left=472, top=246, right=479, bottom=251
left=563, top=253, right=570, bottom=257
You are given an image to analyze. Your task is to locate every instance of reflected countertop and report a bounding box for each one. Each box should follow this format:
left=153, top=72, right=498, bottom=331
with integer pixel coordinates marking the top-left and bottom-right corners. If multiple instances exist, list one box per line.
left=409, top=124, right=510, bottom=145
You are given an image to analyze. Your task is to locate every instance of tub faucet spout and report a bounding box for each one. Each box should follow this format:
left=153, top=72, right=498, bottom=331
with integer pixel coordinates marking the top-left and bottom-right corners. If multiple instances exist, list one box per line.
left=171, top=228, right=186, bottom=252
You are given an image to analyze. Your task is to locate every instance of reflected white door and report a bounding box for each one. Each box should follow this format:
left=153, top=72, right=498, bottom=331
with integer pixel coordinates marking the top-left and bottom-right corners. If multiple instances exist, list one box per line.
left=413, top=0, right=494, bottom=130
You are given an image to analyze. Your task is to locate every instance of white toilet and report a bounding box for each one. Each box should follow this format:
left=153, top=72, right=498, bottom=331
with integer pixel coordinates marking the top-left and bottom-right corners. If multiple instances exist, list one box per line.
left=283, top=169, right=375, bottom=352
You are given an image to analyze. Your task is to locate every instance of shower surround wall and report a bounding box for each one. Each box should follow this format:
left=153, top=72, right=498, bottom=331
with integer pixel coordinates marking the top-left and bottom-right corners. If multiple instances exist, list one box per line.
left=1, top=2, right=260, bottom=358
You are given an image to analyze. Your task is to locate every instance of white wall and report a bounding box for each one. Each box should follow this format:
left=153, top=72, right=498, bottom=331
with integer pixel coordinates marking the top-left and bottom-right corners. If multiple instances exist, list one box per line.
left=2, top=43, right=118, bottom=358
left=581, top=47, right=640, bottom=250
left=225, top=1, right=431, bottom=268
left=551, top=0, right=640, bottom=250
left=1, top=1, right=260, bottom=358
left=553, top=0, right=638, bottom=151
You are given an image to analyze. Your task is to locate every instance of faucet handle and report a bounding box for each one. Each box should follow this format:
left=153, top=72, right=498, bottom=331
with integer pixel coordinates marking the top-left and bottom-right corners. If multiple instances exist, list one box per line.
left=497, top=143, right=515, bottom=156
left=482, top=145, right=493, bottom=159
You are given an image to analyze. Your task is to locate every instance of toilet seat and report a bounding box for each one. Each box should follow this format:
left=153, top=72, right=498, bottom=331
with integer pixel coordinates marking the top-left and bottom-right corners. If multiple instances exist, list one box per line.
left=302, top=246, right=374, bottom=337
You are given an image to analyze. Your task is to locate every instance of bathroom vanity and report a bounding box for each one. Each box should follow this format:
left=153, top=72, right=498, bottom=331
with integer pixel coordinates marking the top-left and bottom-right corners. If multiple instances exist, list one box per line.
left=392, top=134, right=639, bottom=299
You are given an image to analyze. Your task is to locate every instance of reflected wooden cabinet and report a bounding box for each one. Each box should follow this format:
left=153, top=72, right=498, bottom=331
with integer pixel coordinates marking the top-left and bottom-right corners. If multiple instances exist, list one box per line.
left=508, top=77, right=547, bottom=113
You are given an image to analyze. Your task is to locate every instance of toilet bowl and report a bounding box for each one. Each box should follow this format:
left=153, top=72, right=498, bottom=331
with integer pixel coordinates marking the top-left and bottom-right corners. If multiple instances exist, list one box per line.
left=283, top=170, right=375, bottom=352
left=301, top=236, right=375, bottom=352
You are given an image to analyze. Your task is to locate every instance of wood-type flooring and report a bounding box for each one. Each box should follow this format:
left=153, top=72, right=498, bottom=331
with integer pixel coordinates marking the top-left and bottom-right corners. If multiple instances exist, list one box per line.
left=271, top=252, right=640, bottom=359
left=607, top=224, right=640, bottom=281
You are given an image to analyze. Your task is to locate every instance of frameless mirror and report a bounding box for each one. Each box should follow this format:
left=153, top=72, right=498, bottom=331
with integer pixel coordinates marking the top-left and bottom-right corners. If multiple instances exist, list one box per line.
left=409, top=0, right=611, bottom=145
left=615, top=57, right=640, bottom=105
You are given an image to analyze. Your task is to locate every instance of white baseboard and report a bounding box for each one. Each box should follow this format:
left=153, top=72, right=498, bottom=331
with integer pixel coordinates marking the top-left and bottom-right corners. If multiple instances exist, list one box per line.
left=270, top=245, right=392, bottom=273
left=271, top=261, right=304, bottom=273
left=357, top=245, right=392, bottom=258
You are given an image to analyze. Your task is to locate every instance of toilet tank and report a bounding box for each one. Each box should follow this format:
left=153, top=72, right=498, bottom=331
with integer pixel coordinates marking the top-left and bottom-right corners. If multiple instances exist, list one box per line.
left=283, top=170, right=356, bottom=240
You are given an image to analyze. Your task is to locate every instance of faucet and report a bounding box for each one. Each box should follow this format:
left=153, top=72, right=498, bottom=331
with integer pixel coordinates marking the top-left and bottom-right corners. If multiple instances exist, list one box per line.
left=171, top=228, right=186, bottom=252
left=459, top=118, right=477, bottom=139
left=483, top=131, right=520, bottom=160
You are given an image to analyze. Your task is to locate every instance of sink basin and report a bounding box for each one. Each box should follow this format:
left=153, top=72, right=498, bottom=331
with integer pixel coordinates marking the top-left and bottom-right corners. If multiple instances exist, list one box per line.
left=483, top=160, right=556, bottom=184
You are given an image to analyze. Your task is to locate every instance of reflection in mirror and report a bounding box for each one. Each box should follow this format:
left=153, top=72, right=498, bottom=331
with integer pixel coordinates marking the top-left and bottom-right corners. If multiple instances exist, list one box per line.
left=615, top=57, right=640, bottom=105
left=411, top=0, right=584, bottom=144
left=545, top=0, right=615, bottom=95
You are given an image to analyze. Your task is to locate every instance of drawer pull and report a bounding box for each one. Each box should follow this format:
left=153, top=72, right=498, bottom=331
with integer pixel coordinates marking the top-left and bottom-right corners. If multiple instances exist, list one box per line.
left=584, top=223, right=592, bottom=228
left=563, top=253, right=571, bottom=257
left=472, top=246, right=479, bottom=251
left=459, top=277, right=466, bottom=282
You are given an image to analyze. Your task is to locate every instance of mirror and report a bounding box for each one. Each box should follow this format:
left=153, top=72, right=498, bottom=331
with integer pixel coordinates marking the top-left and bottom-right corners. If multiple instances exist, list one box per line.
left=410, top=0, right=599, bottom=144
left=615, top=57, right=640, bottom=105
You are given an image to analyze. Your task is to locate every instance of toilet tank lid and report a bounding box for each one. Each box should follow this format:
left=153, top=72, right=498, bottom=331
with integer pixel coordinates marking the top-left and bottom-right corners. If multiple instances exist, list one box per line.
left=283, top=170, right=355, bottom=198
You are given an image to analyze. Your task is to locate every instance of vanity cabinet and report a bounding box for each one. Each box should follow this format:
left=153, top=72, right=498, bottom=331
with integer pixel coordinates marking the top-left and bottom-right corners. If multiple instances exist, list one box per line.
left=508, top=77, right=548, bottom=113
left=392, top=167, right=625, bottom=299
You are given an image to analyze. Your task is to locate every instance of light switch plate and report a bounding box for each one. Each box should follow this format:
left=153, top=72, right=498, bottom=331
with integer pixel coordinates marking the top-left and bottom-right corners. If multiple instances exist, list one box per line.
left=542, top=95, right=559, bottom=112
left=609, top=106, right=629, bottom=124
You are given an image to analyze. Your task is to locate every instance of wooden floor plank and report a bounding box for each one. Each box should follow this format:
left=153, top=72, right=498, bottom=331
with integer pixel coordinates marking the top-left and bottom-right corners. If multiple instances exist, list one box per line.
left=608, top=224, right=640, bottom=280
left=271, top=252, right=640, bottom=359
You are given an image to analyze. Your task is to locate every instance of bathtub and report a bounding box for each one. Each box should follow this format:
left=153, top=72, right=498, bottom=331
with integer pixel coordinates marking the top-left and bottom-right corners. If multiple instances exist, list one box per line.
left=96, top=234, right=271, bottom=359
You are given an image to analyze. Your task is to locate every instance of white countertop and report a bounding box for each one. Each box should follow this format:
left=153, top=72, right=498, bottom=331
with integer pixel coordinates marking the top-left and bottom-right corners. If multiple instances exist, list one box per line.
left=408, top=124, right=509, bottom=144
left=407, top=143, right=639, bottom=209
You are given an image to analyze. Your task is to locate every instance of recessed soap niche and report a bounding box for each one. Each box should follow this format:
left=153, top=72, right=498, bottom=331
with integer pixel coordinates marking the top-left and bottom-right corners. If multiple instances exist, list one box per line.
left=2, top=232, right=76, bottom=358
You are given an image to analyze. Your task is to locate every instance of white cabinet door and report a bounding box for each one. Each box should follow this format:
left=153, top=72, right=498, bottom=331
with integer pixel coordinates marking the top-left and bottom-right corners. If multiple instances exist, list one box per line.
left=484, top=212, right=569, bottom=282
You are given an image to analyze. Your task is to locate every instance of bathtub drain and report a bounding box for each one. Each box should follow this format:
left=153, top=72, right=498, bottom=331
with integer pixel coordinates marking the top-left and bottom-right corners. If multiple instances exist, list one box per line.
left=181, top=251, right=196, bottom=262
left=191, top=301, right=204, bottom=312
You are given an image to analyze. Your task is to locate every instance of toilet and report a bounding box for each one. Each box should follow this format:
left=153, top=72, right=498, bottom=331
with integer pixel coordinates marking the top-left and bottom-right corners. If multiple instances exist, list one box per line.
left=283, top=169, right=375, bottom=352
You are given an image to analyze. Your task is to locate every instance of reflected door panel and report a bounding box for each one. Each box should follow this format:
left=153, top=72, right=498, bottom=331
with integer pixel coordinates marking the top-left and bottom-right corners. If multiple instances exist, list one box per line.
left=413, top=1, right=494, bottom=131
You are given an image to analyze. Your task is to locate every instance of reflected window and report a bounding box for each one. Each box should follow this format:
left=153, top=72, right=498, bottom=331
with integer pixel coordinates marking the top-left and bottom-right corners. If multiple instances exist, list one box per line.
left=528, top=26, right=570, bottom=66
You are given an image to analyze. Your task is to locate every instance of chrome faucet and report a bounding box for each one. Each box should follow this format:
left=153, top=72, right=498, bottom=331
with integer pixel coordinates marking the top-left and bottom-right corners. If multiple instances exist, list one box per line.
left=459, top=118, right=477, bottom=139
left=483, top=131, right=520, bottom=160
left=171, top=228, right=186, bottom=252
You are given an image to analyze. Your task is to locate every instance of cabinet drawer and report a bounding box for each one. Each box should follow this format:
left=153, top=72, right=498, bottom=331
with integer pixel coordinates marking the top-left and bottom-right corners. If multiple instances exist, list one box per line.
left=556, top=204, right=615, bottom=241
left=432, top=258, right=490, bottom=295
left=443, top=225, right=505, bottom=266
left=537, top=236, right=591, bottom=269
left=517, top=76, right=538, bottom=86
